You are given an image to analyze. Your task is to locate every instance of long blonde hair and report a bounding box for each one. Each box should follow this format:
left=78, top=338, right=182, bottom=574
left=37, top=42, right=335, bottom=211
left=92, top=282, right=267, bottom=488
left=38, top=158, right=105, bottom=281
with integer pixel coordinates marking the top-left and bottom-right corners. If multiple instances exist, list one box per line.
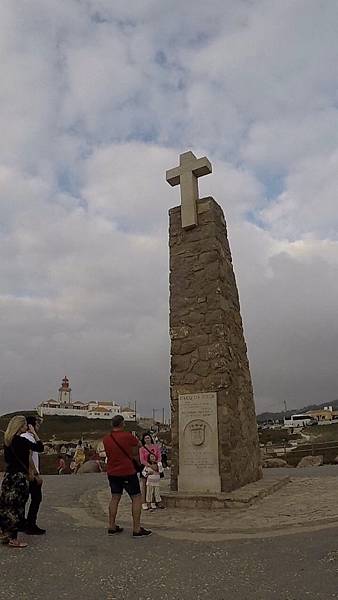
left=4, top=415, right=27, bottom=447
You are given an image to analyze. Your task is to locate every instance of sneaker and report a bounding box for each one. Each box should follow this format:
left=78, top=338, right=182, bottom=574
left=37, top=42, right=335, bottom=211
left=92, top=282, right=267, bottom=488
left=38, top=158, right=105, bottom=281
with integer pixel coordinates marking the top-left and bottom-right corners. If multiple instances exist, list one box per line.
left=142, top=503, right=148, bottom=510
left=150, top=503, right=157, bottom=509
left=108, top=525, right=123, bottom=535
left=133, top=527, right=152, bottom=538
left=24, top=525, right=46, bottom=535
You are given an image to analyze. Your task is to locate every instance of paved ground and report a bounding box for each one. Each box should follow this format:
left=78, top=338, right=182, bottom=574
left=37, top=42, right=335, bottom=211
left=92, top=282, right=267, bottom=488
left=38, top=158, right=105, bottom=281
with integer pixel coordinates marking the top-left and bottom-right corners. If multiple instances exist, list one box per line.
left=2, top=469, right=338, bottom=599
left=91, top=466, right=338, bottom=540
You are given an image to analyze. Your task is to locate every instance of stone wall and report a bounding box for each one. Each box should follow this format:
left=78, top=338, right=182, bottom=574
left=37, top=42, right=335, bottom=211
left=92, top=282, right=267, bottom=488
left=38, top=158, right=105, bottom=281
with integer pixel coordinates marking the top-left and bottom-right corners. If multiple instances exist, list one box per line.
left=169, top=197, right=262, bottom=492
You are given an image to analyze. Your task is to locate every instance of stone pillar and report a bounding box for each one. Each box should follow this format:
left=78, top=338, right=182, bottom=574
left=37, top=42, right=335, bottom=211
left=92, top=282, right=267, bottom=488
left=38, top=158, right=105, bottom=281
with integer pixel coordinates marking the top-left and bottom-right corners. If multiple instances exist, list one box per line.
left=169, top=196, right=262, bottom=493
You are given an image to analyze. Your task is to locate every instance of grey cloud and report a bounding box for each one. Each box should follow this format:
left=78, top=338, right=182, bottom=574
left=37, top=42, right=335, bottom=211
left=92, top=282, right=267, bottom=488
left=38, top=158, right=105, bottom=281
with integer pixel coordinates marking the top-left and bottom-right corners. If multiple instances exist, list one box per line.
left=0, top=1, right=338, bottom=417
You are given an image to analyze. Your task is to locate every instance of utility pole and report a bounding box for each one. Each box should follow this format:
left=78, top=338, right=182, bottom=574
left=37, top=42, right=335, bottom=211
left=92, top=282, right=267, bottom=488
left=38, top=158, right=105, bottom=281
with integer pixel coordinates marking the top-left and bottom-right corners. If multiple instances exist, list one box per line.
left=162, top=407, right=165, bottom=425
left=283, top=400, right=288, bottom=414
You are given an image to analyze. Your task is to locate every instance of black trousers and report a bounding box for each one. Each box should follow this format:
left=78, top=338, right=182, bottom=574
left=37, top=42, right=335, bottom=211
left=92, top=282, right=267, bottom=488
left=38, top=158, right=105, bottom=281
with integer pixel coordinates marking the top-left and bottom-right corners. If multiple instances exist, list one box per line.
left=26, top=479, right=42, bottom=526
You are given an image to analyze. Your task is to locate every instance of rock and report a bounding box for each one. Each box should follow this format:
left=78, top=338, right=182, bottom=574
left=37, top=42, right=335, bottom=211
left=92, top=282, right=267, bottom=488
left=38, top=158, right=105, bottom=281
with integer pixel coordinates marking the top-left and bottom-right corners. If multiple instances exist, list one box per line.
left=297, top=455, right=323, bottom=468
left=262, top=458, right=288, bottom=468
left=77, top=460, right=101, bottom=474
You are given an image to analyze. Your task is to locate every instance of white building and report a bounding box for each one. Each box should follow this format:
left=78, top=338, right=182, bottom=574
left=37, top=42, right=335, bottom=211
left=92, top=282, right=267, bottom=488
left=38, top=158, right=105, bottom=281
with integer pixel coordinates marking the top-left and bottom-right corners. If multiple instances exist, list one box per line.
left=86, top=402, right=121, bottom=419
left=38, top=399, right=89, bottom=418
left=37, top=377, right=139, bottom=421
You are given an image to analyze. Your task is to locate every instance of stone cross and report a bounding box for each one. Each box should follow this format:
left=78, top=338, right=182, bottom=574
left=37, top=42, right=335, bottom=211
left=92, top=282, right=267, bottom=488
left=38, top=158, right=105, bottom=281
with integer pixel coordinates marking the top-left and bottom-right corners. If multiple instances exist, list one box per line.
left=166, top=151, right=212, bottom=229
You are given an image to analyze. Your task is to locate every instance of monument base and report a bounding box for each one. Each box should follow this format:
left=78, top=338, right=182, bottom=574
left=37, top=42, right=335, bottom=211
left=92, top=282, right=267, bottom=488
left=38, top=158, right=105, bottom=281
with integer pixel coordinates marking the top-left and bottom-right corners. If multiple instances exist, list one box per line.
left=178, top=474, right=221, bottom=494
left=162, top=476, right=290, bottom=509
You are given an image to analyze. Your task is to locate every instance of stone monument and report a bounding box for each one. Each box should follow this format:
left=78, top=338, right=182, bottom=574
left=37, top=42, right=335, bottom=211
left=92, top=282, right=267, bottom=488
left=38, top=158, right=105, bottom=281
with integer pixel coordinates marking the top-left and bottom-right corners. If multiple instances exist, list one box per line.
left=166, top=151, right=262, bottom=496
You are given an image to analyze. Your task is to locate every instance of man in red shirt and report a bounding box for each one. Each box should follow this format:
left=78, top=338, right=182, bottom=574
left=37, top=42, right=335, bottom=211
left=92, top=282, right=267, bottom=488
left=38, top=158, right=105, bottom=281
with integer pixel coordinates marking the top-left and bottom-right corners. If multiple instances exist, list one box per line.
left=103, top=415, right=152, bottom=538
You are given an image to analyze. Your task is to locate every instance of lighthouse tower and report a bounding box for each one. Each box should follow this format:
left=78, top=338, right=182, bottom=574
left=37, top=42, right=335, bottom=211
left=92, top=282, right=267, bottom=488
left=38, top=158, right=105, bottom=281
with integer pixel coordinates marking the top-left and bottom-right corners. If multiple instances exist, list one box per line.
left=58, top=376, right=72, bottom=404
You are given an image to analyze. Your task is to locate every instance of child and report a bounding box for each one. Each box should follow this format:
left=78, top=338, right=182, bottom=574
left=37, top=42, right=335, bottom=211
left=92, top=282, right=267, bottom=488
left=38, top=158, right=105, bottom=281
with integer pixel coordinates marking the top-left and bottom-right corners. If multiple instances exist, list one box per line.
left=144, top=453, right=162, bottom=510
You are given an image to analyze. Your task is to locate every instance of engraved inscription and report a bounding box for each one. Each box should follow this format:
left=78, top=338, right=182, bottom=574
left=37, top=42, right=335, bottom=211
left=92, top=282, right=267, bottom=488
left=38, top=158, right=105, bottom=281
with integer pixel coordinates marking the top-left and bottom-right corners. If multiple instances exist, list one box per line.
left=178, top=392, right=221, bottom=493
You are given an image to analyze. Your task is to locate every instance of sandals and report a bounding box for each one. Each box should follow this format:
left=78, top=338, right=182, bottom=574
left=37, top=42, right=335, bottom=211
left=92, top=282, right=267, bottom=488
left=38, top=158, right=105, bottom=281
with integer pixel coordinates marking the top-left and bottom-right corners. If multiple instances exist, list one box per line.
left=108, top=525, right=123, bottom=535
left=7, top=539, right=28, bottom=548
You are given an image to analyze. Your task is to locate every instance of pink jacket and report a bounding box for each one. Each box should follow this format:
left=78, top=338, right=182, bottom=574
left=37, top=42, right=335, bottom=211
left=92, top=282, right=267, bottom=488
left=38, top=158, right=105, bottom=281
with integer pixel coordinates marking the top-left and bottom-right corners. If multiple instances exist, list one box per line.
left=139, top=444, right=161, bottom=465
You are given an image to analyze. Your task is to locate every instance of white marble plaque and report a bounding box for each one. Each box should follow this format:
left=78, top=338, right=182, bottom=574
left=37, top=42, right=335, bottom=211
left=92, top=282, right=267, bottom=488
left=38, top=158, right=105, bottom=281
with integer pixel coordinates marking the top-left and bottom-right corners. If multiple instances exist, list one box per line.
left=178, top=392, right=221, bottom=493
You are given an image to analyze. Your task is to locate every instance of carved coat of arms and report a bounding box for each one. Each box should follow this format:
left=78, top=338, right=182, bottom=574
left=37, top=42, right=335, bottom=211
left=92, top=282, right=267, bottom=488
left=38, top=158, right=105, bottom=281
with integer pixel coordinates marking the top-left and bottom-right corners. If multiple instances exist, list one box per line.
left=189, top=420, right=206, bottom=446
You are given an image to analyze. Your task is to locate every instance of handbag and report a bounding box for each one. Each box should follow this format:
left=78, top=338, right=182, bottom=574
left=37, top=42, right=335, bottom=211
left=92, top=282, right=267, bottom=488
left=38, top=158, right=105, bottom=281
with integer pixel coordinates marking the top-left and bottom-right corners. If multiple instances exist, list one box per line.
left=142, top=466, right=150, bottom=478
left=110, top=434, right=143, bottom=474
left=158, top=461, right=165, bottom=479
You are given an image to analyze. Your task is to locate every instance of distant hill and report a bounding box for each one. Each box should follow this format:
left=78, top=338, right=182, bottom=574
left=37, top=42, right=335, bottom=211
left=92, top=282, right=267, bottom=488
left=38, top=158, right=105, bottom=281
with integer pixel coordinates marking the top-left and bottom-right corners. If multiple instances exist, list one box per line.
left=0, top=412, right=143, bottom=443
left=257, top=398, right=338, bottom=423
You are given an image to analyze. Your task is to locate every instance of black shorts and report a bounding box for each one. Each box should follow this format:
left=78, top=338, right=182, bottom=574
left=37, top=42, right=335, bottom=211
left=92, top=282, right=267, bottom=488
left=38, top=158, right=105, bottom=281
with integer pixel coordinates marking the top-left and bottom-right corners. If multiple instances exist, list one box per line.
left=108, top=474, right=141, bottom=498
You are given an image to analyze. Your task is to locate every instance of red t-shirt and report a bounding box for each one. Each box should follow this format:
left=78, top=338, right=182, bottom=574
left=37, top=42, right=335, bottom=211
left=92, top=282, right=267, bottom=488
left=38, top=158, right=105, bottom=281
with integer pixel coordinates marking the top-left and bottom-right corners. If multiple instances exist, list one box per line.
left=103, top=431, right=139, bottom=476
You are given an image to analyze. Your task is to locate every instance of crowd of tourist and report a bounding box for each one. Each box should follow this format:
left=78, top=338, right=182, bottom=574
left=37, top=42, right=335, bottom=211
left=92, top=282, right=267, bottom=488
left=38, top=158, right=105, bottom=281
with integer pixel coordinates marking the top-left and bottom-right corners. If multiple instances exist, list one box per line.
left=0, top=413, right=168, bottom=547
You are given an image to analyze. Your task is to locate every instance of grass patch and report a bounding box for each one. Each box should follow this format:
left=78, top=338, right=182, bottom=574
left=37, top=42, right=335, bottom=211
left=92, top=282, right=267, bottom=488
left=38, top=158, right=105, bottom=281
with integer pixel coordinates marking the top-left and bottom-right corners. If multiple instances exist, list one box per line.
left=302, top=423, right=338, bottom=443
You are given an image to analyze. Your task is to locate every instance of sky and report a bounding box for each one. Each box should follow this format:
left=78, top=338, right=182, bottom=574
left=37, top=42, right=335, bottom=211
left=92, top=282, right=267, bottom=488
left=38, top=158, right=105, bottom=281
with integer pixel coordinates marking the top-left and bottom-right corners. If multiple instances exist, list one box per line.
left=0, top=0, right=338, bottom=417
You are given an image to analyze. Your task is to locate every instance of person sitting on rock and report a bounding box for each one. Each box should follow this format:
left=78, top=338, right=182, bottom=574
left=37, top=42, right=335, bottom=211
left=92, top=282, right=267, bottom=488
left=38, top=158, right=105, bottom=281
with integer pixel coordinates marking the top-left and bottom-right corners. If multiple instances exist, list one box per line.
left=57, top=456, right=66, bottom=475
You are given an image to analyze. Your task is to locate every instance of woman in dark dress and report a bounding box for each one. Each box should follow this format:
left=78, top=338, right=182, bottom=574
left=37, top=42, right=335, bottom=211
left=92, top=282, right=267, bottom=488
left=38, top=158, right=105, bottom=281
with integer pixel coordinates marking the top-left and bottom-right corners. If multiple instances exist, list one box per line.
left=0, top=415, right=44, bottom=548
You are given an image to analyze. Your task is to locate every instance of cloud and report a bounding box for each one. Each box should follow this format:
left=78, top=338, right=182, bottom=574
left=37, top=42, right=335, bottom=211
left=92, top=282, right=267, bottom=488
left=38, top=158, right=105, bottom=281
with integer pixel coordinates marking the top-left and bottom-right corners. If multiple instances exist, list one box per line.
left=260, top=151, right=338, bottom=240
left=232, top=230, right=338, bottom=411
left=0, top=1, right=337, bottom=417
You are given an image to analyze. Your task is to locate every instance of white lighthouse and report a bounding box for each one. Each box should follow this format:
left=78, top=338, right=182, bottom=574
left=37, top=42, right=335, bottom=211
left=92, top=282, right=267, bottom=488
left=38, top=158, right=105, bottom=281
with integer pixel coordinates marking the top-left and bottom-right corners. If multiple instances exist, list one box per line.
left=58, top=376, right=72, bottom=404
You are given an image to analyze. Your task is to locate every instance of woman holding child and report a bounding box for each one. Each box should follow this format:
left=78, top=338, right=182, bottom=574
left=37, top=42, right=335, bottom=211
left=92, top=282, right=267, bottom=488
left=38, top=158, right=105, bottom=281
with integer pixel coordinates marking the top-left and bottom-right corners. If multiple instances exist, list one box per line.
left=139, top=433, right=164, bottom=510
left=142, top=453, right=162, bottom=509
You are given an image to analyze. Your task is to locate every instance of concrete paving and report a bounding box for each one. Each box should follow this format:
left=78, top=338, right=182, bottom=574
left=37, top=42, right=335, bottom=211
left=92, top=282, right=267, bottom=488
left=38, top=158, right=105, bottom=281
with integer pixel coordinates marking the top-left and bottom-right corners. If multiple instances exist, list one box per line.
left=2, top=471, right=338, bottom=599
left=91, top=468, right=338, bottom=540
